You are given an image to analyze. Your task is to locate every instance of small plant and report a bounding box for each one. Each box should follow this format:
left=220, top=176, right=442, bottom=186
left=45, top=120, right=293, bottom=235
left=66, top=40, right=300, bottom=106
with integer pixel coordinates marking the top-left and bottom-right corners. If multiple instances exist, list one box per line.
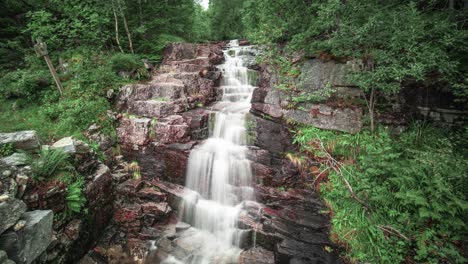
left=0, top=143, right=15, bottom=157
left=31, top=149, right=70, bottom=181
left=125, top=161, right=141, bottom=180
left=65, top=177, right=87, bottom=215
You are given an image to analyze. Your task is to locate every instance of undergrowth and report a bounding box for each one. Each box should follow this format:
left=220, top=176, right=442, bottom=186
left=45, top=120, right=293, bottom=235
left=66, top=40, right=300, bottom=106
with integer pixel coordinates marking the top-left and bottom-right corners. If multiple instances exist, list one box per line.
left=0, top=48, right=136, bottom=141
left=30, top=149, right=87, bottom=216
left=293, top=123, right=468, bottom=263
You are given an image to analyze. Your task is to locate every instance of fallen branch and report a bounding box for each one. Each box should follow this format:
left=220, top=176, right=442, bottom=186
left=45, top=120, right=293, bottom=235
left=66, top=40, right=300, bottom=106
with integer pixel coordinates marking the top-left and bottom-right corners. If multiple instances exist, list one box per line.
left=316, top=137, right=371, bottom=211
left=378, top=225, right=410, bottom=241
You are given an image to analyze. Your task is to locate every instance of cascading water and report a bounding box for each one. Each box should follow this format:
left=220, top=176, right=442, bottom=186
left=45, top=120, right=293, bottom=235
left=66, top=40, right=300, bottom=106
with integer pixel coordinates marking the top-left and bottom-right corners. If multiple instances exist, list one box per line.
left=164, top=40, right=257, bottom=264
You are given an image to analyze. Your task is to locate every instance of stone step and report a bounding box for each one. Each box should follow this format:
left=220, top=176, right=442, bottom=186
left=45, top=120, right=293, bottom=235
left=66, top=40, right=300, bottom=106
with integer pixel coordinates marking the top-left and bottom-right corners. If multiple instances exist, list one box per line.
left=129, top=82, right=186, bottom=101
left=128, top=100, right=185, bottom=118
left=166, top=57, right=210, bottom=67
left=159, top=64, right=206, bottom=74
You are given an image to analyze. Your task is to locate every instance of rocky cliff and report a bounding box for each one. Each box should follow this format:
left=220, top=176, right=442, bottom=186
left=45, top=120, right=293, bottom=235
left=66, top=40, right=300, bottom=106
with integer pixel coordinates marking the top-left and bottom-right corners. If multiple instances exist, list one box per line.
left=0, top=131, right=113, bottom=264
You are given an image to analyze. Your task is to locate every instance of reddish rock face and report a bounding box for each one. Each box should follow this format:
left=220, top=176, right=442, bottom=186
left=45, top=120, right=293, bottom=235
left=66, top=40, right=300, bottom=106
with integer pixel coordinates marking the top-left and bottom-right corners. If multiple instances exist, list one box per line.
left=154, top=115, right=190, bottom=144
left=116, top=42, right=225, bottom=183
left=116, top=117, right=151, bottom=146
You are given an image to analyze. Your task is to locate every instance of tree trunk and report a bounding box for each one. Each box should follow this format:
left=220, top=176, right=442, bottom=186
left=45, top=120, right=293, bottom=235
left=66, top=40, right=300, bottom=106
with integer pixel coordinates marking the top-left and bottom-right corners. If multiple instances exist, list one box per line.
left=116, top=0, right=134, bottom=54
left=111, top=0, right=124, bottom=53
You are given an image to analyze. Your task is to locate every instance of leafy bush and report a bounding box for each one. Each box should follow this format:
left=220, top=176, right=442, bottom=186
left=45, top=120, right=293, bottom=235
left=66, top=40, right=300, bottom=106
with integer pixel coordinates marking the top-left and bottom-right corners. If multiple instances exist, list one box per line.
left=293, top=124, right=468, bottom=263
left=31, top=149, right=70, bottom=181
left=110, top=53, right=149, bottom=80
left=0, top=69, right=51, bottom=103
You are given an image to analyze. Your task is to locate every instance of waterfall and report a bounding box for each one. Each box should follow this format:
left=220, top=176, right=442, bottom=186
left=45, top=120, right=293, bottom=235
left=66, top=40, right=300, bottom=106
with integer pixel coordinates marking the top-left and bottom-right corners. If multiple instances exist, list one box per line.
left=166, top=40, right=257, bottom=264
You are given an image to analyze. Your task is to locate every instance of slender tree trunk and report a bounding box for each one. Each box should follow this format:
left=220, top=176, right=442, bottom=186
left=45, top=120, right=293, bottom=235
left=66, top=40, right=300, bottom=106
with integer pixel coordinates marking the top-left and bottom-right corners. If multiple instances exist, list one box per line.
left=116, top=0, right=134, bottom=54
left=111, top=0, right=124, bottom=53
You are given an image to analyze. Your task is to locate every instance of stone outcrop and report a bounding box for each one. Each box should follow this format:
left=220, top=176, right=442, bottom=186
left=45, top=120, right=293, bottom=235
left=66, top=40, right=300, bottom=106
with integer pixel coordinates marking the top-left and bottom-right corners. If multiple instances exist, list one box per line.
left=251, top=59, right=363, bottom=134
left=0, top=133, right=115, bottom=264
left=0, top=131, right=40, bottom=152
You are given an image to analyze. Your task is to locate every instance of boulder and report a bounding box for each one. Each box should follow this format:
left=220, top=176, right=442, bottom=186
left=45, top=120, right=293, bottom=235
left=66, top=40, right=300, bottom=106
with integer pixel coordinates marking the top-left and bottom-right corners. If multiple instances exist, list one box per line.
left=0, top=153, right=28, bottom=167
left=0, top=210, right=53, bottom=264
left=0, top=198, right=27, bottom=234
left=51, top=137, right=91, bottom=154
left=0, top=131, right=40, bottom=152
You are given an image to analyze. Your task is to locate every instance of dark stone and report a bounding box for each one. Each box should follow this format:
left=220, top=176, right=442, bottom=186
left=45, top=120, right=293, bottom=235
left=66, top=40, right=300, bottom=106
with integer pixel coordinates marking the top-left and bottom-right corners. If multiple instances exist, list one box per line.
left=0, top=198, right=27, bottom=234
left=253, top=116, right=294, bottom=154
left=0, top=210, right=53, bottom=264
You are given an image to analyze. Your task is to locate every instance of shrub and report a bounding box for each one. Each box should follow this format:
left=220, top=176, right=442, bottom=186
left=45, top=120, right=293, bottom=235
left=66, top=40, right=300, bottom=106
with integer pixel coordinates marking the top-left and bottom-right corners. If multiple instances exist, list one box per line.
left=0, top=143, right=15, bottom=157
left=293, top=124, right=468, bottom=263
left=110, top=53, right=149, bottom=80
left=0, top=69, right=51, bottom=104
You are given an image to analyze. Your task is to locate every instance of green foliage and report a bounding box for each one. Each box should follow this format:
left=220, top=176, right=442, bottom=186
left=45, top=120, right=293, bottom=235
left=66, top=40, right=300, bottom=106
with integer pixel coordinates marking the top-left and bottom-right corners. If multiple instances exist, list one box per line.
left=209, top=0, right=245, bottom=40
left=65, top=176, right=87, bottom=215
left=110, top=53, right=149, bottom=80
left=0, top=68, right=51, bottom=104
left=24, top=2, right=110, bottom=51
left=0, top=143, right=15, bottom=157
left=31, top=149, right=70, bottom=181
left=243, top=0, right=467, bottom=101
left=293, top=124, right=468, bottom=263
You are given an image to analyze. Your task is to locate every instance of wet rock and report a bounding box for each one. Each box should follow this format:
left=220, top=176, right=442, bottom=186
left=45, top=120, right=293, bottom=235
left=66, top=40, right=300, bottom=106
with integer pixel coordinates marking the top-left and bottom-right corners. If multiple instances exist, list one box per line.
left=182, top=109, right=210, bottom=140
left=0, top=210, right=53, bottom=264
left=175, top=222, right=191, bottom=232
left=239, top=247, right=274, bottom=264
left=253, top=116, right=294, bottom=154
left=0, top=198, right=27, bottom=234
left=0, top=131, right=40, bottom=152
left=51, top=137, right=91, bottom=154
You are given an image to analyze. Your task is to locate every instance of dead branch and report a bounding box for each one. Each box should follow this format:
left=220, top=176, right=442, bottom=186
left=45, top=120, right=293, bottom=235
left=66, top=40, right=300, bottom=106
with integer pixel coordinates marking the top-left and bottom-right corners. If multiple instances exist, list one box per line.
left=316, top=137, right=371, bottom=211
left=378, top=225, right=410, bottom=241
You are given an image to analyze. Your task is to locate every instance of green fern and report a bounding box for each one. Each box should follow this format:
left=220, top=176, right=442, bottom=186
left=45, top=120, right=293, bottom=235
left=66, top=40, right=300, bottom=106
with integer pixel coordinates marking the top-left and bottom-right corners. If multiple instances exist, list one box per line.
left=65, top=178, right=87, bottom=215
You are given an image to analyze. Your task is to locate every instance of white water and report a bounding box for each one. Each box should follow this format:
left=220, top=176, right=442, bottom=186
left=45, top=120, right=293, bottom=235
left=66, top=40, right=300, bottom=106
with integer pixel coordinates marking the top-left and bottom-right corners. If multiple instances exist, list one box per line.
left=167, top=40, right=256, bottom=264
